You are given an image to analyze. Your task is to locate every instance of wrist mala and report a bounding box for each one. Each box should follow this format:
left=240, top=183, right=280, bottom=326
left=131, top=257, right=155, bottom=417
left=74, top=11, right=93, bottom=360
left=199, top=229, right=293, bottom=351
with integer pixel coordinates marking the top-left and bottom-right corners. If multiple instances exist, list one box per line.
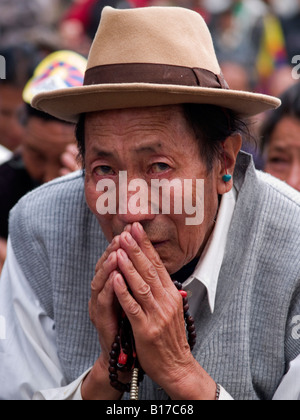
left=108, top=280, right=197, bottom=399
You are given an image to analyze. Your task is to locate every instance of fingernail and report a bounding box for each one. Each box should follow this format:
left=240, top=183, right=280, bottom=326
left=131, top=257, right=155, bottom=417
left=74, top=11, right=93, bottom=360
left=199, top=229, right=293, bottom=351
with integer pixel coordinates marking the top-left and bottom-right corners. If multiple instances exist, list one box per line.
left=124, top=224, right=132, bottom=232
left=107, top=252, right=115, bottom=263
left=124, top=232, right=134, bottom=245
left=109, top=270, right=117, bottom=280
left=137, top=223, right=144, bottom=233
left=118, top=249, right=128, bottom=260
left=114, top=273, right=124, bottom=288
left=111, top=236, right=120, bottom=248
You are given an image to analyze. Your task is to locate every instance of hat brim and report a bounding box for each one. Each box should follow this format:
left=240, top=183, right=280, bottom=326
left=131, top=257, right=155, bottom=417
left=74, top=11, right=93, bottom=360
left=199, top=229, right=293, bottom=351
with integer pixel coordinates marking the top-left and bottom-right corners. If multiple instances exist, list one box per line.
left=32, top=83, right=281, bottom=123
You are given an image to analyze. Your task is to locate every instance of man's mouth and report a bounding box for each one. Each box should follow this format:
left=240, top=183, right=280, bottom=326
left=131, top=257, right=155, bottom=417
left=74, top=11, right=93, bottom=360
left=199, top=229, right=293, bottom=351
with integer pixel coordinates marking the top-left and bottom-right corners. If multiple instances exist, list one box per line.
left=151, top=240, right=168, bottom=249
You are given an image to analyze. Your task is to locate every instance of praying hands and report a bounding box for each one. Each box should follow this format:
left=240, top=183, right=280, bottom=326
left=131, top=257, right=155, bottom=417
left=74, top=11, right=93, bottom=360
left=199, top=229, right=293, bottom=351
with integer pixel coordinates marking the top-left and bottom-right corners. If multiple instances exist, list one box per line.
left=82, top=222, right=216, bottom=400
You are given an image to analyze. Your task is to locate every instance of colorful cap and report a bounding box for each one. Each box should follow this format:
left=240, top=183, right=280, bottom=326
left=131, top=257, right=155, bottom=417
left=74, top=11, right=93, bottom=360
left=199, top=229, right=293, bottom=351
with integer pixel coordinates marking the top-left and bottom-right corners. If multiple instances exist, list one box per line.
left=23, top=50, right=87, bottom=105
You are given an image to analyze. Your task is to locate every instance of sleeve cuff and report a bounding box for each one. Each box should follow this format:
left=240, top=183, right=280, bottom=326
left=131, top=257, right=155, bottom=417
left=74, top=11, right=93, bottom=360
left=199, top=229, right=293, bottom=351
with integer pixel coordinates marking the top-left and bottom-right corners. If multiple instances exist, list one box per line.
left=218, top=385, right=234, bottom=401
left=33, top=368, right=92, bottom=400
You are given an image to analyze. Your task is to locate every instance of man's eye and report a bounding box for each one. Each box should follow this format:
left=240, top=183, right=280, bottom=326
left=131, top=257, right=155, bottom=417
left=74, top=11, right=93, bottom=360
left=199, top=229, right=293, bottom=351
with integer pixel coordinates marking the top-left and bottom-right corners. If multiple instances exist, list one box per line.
left=94, top=166, right=115, bottom=176
left=151, top=163, right=170, bottom=173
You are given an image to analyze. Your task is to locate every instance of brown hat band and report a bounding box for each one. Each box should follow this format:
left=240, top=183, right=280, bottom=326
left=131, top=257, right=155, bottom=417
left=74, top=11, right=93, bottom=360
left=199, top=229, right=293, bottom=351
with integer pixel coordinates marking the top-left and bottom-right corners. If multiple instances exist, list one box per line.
left=84, top=63, right=229, bottom=90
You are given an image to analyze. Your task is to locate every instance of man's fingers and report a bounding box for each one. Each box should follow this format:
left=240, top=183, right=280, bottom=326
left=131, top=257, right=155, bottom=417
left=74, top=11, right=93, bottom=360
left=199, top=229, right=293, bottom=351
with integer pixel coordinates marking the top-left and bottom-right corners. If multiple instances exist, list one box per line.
left=90, top=236, right=120, bottom=315
left=95, top=235, right=120, bottom=272
left=113, top=272, right=145, bottom=324
left=90, top=271, right=115, bottom=322
left=116, top=247, right=161, bottom=305
left=118, top=232, right=165, bottom=298
left=91, top=251, right=117, bottom=309
left=132, top=223, right=170, bottom=279
left=120, top=224, right=175, bottom=293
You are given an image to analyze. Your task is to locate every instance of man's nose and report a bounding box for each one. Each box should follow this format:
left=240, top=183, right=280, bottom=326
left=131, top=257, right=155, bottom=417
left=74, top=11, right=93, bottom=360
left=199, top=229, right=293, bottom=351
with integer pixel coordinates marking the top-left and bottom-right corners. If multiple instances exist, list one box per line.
left=116, top=211, right=156, bottom=225
left=116, top=179, right=156, bottom=225
left=116, top=198, right=156, bottom=225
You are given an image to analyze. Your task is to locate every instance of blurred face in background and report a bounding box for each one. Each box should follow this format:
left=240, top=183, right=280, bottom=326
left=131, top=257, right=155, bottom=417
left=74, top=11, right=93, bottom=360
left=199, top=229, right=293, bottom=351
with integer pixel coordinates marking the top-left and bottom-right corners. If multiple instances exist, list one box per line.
left=22, top=116, right=76, bottom=184
left=264, top=116, right=300, bottom=192
left=0, top=84, right=25, bottom=151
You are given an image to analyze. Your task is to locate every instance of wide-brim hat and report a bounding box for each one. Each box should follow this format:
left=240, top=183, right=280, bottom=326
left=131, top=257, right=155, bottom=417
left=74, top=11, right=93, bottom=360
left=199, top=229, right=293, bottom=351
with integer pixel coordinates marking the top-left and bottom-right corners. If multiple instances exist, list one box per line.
left=32, top=6, right=281, bottom=123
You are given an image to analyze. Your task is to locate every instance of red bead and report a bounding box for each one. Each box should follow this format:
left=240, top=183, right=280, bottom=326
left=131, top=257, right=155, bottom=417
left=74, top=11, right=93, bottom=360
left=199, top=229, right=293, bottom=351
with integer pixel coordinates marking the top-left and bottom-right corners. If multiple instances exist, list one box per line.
left=179, top=290, right=188, bottom=298
left=118, top=352, right=128, bottom=365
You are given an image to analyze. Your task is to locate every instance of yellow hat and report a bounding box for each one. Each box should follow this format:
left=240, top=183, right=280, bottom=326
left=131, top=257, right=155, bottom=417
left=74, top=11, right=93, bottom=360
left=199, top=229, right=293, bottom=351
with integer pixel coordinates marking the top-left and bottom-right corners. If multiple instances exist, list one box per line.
left=23, top=50, right=87, bottom=105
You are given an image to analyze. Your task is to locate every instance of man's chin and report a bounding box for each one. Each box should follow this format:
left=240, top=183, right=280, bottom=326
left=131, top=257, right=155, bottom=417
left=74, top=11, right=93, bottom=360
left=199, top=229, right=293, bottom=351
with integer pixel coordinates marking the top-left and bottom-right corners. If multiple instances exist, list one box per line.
left=154, top=249, right=182, bottom=276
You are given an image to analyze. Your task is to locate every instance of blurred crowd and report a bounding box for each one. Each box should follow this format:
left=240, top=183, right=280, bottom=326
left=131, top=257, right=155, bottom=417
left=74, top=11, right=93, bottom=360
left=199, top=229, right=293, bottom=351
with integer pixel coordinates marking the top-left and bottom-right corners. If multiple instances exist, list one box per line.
left=0, top=0, right=300, bottom=273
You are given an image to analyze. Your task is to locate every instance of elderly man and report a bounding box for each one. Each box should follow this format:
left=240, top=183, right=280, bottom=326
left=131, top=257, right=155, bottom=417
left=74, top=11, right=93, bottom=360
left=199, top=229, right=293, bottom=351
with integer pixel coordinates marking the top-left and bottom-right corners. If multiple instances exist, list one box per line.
left=261, top=83, right=300, bottom=192
left=0, top=7, right=299, bottom=401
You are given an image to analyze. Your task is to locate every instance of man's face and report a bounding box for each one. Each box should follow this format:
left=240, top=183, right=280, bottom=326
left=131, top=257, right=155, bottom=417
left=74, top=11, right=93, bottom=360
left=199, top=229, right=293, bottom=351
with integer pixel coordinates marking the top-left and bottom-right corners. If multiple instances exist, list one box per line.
left=0, top=85, right=25, bottom=151
left=22, top=117, right=76, bottom=184
left=84, top=106, right=222, bottom=274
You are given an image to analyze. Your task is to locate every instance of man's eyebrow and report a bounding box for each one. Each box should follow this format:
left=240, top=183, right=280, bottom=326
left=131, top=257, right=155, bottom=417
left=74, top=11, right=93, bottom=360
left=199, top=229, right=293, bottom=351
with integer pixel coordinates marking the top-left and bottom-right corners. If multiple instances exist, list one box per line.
left=91, top=142, right=163, bottom=157
left=91, top=147, right=115, bottom=158
left=134, top=142, right=163, bottom=154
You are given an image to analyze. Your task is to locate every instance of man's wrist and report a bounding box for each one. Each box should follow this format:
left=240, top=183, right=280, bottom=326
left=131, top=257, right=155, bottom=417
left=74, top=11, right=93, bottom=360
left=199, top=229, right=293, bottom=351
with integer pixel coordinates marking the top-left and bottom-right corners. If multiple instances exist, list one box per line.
left=81, top=356, right=123, bottom=400
left=162, top=357, right=217, bottom=400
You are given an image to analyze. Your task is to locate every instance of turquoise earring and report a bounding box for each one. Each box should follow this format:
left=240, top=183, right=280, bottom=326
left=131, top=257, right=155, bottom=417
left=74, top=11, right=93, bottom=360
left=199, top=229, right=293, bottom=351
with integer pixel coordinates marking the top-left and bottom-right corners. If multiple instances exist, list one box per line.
left=222, top=143, right=232, bottom=183
left=222, top=174, right=232, bottom=183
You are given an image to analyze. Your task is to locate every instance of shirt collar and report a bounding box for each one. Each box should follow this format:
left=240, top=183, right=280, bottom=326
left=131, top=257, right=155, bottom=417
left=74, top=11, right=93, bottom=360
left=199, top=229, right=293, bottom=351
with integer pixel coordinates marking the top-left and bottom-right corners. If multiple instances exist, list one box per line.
left=182, top=188, right=237, bottom=314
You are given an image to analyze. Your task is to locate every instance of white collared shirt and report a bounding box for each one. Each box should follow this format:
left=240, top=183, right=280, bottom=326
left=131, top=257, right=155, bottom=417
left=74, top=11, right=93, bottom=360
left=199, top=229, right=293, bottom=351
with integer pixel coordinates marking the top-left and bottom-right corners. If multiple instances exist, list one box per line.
left=0, top=190, right=299, bottom=400
left=183, top=188, right=237, bottom=316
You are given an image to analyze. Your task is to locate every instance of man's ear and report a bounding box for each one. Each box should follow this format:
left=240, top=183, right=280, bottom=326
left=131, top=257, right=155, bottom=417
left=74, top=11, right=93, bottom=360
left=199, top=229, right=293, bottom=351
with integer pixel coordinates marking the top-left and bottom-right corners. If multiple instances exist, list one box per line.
left=217, top=134, right=242, bottom=195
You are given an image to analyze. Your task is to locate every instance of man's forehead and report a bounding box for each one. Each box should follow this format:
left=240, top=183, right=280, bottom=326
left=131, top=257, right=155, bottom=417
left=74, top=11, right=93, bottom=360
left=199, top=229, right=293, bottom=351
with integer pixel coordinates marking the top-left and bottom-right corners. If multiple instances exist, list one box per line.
left=84, top=106, right=196, bottom=157
left=84, top=105, right=195, bottom=146
left=85, top=105, right=185, bottom=126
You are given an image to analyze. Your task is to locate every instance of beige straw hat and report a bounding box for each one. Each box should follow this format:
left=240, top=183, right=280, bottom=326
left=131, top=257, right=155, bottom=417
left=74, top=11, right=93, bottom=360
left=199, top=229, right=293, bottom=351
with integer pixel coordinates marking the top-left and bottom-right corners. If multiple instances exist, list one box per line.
left=32, top=6, right=281, bottom=123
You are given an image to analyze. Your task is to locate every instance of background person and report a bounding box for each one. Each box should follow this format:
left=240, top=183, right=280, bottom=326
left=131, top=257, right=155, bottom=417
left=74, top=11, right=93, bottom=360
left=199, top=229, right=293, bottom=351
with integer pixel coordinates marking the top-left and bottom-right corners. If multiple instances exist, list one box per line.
left=260, top=83, right=300, bottom=191
left=0, top=44, right=40, bottom=153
